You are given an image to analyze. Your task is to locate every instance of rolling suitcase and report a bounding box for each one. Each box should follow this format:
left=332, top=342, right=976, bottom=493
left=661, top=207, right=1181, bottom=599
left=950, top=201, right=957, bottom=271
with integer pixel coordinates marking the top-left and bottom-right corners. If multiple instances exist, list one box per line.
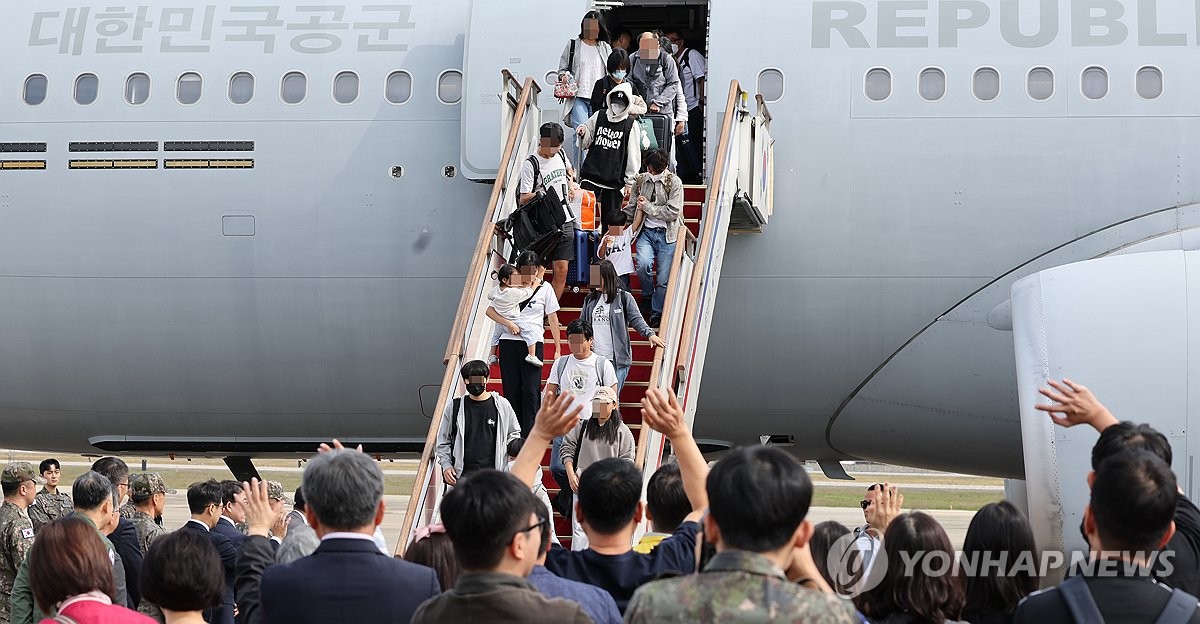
left=565, top=229, right=598, bottom=287
left=640, top=113, right=672, bottom=153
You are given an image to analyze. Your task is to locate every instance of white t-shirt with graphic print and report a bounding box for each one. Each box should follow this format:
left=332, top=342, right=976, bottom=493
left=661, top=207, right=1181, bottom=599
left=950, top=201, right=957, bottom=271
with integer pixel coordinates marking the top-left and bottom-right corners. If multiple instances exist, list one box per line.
left=518, top=151, right=575, bottom=224
left=548, top=353, right=617, bottom=419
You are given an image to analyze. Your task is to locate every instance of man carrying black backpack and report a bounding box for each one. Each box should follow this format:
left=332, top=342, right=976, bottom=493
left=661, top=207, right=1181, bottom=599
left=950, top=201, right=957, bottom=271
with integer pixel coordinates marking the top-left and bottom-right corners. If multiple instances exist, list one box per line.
left=518, top=123, right=580, bottom=301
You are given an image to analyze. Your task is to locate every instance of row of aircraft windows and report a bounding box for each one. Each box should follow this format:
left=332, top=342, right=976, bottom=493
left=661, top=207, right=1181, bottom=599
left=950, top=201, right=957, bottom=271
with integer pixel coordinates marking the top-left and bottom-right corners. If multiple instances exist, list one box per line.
left=19, top=70, right=465, bottom=107
left=864, top=66, right=1165, bottom=102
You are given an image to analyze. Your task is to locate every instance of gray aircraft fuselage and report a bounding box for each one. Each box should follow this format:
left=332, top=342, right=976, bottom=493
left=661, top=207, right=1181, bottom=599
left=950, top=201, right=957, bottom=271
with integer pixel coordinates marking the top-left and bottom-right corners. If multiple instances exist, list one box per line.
left=2, top=0, right=1196, bottom=479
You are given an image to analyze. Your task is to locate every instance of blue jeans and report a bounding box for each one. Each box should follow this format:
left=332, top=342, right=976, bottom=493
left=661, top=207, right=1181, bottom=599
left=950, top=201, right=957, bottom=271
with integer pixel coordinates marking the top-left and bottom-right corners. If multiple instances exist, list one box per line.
left=636, top=227, right=676, bottom=316
left=615, top=364, right=629, bottom=394
left=566, top=98, right=592, bottom=169
left=550, top=435, right=567, bottom=488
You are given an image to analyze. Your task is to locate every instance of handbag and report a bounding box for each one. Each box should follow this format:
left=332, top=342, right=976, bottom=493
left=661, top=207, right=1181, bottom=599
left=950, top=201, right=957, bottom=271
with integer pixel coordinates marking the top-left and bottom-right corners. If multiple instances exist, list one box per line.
left=554, top=40, right=579, bottom=100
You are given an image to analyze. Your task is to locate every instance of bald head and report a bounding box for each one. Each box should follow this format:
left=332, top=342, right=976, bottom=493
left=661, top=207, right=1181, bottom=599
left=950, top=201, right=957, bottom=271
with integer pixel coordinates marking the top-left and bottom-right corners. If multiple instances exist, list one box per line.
left=638, top=32, right=660, bottom=60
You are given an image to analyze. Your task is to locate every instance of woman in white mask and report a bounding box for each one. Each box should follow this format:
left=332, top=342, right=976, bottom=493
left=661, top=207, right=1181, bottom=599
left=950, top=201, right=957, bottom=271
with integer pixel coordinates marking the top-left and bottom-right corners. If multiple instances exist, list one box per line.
left=590, top=49, right=646, bottom=118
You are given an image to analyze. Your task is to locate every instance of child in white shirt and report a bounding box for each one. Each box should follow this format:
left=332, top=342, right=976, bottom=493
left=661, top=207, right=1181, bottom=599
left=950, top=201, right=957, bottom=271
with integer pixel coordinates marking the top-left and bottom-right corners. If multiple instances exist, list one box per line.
left=598, top=212, right=637, bottom=290
left=488, top=264, right=545, bottom=368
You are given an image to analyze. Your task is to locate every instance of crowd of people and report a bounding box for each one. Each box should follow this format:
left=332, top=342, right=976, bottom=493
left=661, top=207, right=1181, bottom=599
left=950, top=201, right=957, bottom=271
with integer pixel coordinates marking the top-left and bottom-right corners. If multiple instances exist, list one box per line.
left=1, top=379, right=1199, bottom=623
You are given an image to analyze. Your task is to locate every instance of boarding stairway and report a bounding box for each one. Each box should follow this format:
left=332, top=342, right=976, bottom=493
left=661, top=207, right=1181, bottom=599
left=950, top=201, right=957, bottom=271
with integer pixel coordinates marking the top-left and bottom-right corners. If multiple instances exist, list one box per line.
left=398, top=74, right=775, bottom=553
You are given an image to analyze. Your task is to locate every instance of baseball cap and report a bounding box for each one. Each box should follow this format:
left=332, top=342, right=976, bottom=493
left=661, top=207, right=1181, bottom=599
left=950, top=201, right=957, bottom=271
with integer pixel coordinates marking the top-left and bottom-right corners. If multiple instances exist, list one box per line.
left=1, top=462, right=46, bottom=485
left=267, top=481, right=292, bottom=505
left=593, top=386, right=619, bottom=405
left=130, top=473, right=176, bottom=498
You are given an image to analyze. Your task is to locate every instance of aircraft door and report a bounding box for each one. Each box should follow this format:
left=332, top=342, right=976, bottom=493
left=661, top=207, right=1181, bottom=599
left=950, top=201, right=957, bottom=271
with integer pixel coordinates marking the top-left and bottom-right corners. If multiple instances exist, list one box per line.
left=460, top=0, right=589, bottom=181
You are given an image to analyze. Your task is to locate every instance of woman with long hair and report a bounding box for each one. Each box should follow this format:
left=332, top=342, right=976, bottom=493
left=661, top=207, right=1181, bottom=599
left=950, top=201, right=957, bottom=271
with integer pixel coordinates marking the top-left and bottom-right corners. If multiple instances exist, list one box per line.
left=30, top=517, right=156, bottom=624
left=958, top=502, right=1038, bottom=624
left=581, top=260, right=664, bottom=392
left=558, top=11, right=613, bottom=167
left=853, top=512, right=966, bottom=624
left=559, top=386, right=635, bottom=550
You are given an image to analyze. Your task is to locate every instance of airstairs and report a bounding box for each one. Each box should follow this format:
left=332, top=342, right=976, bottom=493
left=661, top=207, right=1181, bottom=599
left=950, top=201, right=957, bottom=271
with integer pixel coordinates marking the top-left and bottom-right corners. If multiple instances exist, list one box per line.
left=398, top=74, right=774, bottom=553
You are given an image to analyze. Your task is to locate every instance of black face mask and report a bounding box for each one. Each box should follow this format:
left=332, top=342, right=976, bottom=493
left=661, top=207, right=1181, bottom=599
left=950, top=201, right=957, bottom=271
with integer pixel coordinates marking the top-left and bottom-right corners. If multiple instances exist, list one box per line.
left=467, top=384, right=486, bottom=397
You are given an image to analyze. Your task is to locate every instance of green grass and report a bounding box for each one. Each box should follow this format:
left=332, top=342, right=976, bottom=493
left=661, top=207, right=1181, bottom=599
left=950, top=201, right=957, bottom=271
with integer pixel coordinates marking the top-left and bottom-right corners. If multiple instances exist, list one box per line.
left=811, top=487, right=1003, bottom=512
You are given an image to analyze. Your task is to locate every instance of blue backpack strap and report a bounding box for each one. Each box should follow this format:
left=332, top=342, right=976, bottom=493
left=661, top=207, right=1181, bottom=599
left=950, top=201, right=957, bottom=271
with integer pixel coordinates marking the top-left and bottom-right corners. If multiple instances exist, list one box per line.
left=1058, top=575, right=1104, bottom=624
left=1153, top=588, right=1200, bottom=624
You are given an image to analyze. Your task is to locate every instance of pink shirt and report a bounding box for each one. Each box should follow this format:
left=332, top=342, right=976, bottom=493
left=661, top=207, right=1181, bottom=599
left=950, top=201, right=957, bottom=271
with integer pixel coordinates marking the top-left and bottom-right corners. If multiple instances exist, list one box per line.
left=39, top=594, right=157, bottom=624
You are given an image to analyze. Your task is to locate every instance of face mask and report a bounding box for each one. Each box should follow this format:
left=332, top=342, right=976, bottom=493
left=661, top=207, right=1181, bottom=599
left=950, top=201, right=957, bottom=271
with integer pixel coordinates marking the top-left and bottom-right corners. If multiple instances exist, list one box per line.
left=467, top=384, right=486, bottom=397
left=612, top=70, right=627, bottom=81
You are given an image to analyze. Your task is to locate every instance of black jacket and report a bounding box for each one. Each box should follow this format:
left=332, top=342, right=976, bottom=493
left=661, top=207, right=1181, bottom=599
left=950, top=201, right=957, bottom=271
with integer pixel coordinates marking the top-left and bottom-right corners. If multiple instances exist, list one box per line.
left=259, top=537, right=440, bottom=624
left=1014, top=570, right=1200, bottom=624
left=107, top=516, right=143, bottom=608
left=181, top=521, right=239, bottom=624
left=590, top=77, right=645, bottom=117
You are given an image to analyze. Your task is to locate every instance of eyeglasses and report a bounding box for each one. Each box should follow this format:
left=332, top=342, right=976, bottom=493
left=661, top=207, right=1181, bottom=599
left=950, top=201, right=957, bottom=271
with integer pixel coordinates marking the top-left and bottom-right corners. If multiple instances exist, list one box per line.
left=859, top=500, right=870, bottom=510
left=515, top=518, right=549, bottom=538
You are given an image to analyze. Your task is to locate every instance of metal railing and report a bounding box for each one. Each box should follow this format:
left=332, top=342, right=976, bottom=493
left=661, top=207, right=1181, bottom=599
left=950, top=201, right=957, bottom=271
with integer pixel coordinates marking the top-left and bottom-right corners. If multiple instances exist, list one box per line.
left=396, top=70, right=542, bottom=555
left=633, top=80, right=774, bottom=499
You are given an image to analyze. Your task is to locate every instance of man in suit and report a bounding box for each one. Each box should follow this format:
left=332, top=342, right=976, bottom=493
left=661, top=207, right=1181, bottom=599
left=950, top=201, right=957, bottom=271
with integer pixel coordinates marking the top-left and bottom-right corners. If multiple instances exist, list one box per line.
left=253, top=443, right=440, bottom=624
left=284, top=487, right=306, bottom=535
left=90, top=457, right=144, bottom=608
left=181, top=479, right=239, bottom=624
left=1014, top=451, right=1200, bottom=623
left=213, top=480, right=248, bottom=548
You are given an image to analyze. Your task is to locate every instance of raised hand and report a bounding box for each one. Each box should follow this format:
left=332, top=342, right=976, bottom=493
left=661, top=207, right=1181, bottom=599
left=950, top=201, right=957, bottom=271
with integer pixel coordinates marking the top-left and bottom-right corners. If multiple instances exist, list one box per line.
left=641, top=388, right=687, bottom=439
left=241, top=479, right=277, bottom=538
left=1036, top=379, right=1118, bottom=432
left=867, top=483, right=903, bottom=531
left=532, top=388, right=585, bottom=440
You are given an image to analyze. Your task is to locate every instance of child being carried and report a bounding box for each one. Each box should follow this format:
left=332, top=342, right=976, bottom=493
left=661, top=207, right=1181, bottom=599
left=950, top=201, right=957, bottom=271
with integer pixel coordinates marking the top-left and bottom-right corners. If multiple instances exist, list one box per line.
left=489, top=264, right=546, bottom=368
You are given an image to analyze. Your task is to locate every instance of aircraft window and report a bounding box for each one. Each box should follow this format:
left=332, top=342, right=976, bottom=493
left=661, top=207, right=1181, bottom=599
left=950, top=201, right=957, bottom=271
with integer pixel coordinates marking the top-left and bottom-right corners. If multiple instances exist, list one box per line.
left=334, top=71, right=359, bottom=104
left=74, top=74, right=99, bottom=105
left=282, top=72, right=307, bottom=104
left=864, top=68, right=891, bottom=101
left=437, top=70, right=463, bottom=105
left=229, top=72, right=254, bottom=105
left=386, top=71, right=413, bottom=104
left=24, top=75, right=48, bottom=106
left=124, top=73, right=150, bottom=105
left=1027, top=67, right=1054, bottom=101
left=1081, top=67, right=1108, bottom=100
left=177, top=72, right=202, bottom=105
left=1137, top=66, right=1163, bottom=100
left=757, top=69, right=785, bottom=103
left=918, top=68, right=946, bottom=102
left=973, top=68, right=1000, bottom=101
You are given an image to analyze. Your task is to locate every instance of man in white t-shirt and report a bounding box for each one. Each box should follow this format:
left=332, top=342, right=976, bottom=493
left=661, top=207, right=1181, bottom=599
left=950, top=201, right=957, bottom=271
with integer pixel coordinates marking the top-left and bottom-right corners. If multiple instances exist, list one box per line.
left=545, top=318, right=618, bottom=492
left=518, top=123, right=581, bottom=301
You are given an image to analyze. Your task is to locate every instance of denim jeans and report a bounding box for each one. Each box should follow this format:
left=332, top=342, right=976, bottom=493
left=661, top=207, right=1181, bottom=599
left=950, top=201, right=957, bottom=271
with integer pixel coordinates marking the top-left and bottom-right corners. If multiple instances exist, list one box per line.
left=636, top=227, right=676, bottom=316
left=566, top=97, right=592, bottom=170
left=614, top=364, right=629, bottom=394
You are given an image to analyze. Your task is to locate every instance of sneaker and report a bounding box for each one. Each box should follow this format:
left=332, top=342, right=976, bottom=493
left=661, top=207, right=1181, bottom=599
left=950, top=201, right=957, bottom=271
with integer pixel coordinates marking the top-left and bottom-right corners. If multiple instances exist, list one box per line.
left=524, top=354, right=544, bottom=368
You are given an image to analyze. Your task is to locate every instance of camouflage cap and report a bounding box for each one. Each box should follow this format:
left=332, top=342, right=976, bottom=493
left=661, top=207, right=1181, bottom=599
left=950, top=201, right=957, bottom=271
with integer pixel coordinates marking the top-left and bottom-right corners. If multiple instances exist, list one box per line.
left=130, top=472, right=176, bottom=497
left=267, top=481, right=291, bottom=504
left=1, top=462, right=46, bottom=485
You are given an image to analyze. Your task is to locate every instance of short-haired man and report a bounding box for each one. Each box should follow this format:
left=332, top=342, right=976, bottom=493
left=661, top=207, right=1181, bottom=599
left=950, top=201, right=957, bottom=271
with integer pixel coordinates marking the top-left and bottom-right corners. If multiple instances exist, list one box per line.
left=27, top=459, right=71, bottom=534
left=180, top=479, right=240, bottom=624
left=1, top=463, right=41, bottom=624
left=128, top=473, right=173, bottom=556
left=853, top=483, right=886, bottom=573
left=518, top=122, right=580, bottom=300
left=1014, top=451, right=1200, bottom=623
left=625, top=446, right=859, bottom=622
left=663, top=29, right=706, bottom=184
left=546, top=320, right=618, bottom=492
left=436, top=360, right=522, bottom=487
left=1040, top=378, right=1200, bottom=596
left=526, top=502, right=621, bottom=624
left=90, top=456, right=143, bottom=608
left=411, top=470, right=592, bottom=624
left=285, top=486, right=307, bottom=534
left=633, top=462, right=690, bottom=554
left=512, top=388, right=707, bottom=612
left=215, top=480, right=249, bottom=548
left=252, top=446, right=440, bottom=623
left=10, top=471, right=129, bottom=624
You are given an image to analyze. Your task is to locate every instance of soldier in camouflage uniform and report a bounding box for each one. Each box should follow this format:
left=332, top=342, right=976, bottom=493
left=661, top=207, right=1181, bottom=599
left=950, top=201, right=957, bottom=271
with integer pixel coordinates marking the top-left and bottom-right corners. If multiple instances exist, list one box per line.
left=0, top=463, right=43, bottom=624
left=624, top=446, right=861, bottom=624
left=27, top=458, right=71, bottom=534
left=129, top=473, right=174, bottom=556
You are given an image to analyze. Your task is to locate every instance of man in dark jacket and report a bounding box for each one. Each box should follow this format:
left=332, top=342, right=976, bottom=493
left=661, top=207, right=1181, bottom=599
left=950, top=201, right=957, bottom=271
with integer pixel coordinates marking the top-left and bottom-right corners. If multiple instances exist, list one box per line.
left=411, top=470, right=592, bottom=624
left=180, top=479, right=239, bottom=624
left=252, top=443, right=439, bottom=624
left=90, top=457, right=143, bottom=609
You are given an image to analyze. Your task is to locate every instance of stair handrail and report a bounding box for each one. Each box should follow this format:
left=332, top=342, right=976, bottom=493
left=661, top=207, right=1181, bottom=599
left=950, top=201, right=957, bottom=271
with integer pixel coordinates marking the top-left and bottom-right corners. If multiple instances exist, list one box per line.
left=633, top=80, right=744, bottom=476
left=397, top=70, right=541, bottom=556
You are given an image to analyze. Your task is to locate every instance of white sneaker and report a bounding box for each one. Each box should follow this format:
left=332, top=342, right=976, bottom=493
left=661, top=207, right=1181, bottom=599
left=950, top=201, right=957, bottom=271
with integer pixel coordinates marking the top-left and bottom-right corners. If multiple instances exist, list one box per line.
left=525, top=354, right=544, bottom=367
